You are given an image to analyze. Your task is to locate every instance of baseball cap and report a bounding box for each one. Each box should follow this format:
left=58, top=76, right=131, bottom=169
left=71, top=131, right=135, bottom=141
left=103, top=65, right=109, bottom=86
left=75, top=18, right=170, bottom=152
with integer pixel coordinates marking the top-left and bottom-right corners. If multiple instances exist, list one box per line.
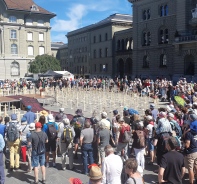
left=35, top=122, right=42, bottom=128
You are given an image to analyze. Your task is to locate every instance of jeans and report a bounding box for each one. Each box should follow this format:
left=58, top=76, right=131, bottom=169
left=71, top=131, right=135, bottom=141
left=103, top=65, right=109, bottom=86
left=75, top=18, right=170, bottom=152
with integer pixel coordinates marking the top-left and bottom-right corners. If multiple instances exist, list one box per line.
left=8, top=139, right=20, bottom=168
left=134, top=148, right=145, bottom=170
left=0, top=152, right=5, bottom=184
left=81, top=143, right=94, bottom=174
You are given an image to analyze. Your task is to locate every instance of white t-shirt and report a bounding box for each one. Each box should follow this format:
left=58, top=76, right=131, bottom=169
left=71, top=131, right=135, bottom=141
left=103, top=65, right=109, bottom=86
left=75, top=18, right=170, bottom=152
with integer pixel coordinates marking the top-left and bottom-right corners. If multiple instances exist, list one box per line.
left=146, top=124, right=154, bottom=138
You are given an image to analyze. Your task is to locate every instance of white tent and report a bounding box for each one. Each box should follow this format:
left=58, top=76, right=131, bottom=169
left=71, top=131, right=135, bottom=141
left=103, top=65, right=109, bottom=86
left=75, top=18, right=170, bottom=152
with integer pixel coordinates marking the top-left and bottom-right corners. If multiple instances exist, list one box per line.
left=54, top=71, right=74, bottom=80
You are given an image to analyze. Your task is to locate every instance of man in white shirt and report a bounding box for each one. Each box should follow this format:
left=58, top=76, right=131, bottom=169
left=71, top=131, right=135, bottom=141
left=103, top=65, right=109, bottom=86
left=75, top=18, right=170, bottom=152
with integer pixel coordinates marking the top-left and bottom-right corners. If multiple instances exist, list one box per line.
left=102, top=145, right=123, bottom=184
left=99, top=112, right=110, bottom=130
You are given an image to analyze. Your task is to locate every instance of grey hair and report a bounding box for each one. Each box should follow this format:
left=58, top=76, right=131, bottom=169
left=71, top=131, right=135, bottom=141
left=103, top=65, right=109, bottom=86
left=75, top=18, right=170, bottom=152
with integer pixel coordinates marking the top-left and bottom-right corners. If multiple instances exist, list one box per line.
left=104, top=145, right=114, bottom=154
left=84, top=121, right=91, bottom=128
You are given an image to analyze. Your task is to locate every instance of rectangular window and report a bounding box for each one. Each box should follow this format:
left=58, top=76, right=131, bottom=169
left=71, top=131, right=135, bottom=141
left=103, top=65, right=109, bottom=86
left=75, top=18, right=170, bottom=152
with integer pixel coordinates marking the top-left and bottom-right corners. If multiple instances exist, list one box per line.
left=105, top=33, right=108, bottom=41
left=93, top=50, right=96, bottom=58
left=99, top=49, right=102, bottom=58
left=27, top=32, right=33, bottom=41
left=26, top=19, right=33, bottom=25
left=100, top=64, right=102, bottom=72
left=39, top=33, right=44, bottom=41
left=99, top=35, right=102, bottom=42
left=94, top=64, right=96, bottom=72
left=93, top=36, right=96, bottom=43
left=105, top=48, right=108, bottom=57
left=10, top=30, right=17, bottom=39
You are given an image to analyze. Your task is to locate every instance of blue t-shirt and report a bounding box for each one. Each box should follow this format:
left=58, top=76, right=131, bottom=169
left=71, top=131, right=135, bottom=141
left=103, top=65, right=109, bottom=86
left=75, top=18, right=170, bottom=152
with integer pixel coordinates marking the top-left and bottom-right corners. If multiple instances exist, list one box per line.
left=24, top=111, right=36, bottom=124
left=185, top=131, right=197, bottom=154
left=42, top=122, right=58, bottom=133
left=0, top=124, right=6, bottom=138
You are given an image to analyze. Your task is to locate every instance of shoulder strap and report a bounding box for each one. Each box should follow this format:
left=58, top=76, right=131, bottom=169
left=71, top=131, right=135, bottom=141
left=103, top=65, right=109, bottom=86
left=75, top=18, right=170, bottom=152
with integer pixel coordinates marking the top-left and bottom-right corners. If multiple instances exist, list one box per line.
left=22, top=124, right=28, bottom=132
left=130, top=177, right=136, bottom=184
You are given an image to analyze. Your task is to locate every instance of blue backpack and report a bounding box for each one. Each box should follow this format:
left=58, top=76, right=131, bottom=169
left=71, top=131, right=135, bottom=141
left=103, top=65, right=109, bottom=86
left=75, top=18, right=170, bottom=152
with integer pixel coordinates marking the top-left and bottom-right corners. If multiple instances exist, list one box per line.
left=170, top=120, right=182, bottom=138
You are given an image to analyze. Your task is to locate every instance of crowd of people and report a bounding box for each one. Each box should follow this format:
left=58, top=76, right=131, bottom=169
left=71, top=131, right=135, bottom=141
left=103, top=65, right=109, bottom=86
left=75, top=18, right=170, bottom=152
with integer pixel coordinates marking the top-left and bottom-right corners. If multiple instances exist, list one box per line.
left=1, top=77, right=197, bottom=184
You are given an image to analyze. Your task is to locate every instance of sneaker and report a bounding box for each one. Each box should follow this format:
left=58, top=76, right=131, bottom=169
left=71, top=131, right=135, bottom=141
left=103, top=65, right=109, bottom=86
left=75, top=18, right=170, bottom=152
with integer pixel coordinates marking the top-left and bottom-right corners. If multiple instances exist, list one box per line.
left=46, top=162, right=49, bottom=168
left=53, top=162, right=56, bottom=167
left=62, top=167, right=66, bottom=171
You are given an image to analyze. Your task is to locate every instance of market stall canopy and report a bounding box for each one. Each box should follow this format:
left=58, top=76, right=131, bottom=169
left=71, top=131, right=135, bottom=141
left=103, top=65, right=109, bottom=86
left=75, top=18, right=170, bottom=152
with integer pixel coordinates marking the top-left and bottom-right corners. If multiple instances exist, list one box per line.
left=54, top=71, right=74, bottom=80
left=39, top=70, right=63, bottom=77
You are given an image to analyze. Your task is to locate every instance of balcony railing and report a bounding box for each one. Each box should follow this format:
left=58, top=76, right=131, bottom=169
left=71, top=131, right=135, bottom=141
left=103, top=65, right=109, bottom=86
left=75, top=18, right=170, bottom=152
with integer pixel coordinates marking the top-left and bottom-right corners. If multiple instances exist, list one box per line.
left=116, top=49, right=132, bottom=55
left=175, top=35, right=197, bottom=43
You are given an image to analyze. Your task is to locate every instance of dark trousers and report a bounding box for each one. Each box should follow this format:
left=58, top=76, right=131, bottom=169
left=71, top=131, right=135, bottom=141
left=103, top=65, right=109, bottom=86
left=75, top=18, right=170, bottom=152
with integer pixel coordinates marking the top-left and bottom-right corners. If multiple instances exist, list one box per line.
left=0, top=152, right=5, bottom=184
left=92, top=142, right=98, bottom=164
left=81, top=143, right=94, bottom=174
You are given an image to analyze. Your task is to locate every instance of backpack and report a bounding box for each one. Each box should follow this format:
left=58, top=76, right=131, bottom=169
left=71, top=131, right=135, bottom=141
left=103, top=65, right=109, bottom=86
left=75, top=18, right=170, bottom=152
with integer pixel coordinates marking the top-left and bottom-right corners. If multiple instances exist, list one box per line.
left=122, top=126, right=132, bottom=143
left=63, top=127, right=73, bottom=143
left=160, top=133, right=171, bottom=153
left=7, top=122, right=19, bottom=142
left=135, top=130, right=146, bottom=148
left=47, top=123, right=57, bottom=141
left=170, top=120, right=182, bottom=138
left=35, top=132, right=45, bottom=155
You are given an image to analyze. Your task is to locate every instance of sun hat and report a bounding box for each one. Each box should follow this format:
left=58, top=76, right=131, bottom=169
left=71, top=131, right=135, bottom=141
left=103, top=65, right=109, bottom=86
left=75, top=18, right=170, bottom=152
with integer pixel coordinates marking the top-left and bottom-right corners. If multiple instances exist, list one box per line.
left=145, top=115, right=152, bottom=121
left=11, top=114, right=17, bottom=120
left=39, top=110, right=48, bottom=117
left=75, top=109, right=83, bottom=116
left=48, top=114, right=54, bottom=122
left=101, top=111, right=107, bottom=118
left=59, top=108, right=64, bottom=112
left=35, top=122, right=42, bottom=128
left=150, top=104, right=155, bottom=108
left=69, top=178, right=82, bottom=184
left=63, top=118, right=70, bottom=125
left=88, top=166, right=102, bottom=180
left=55, top=114, right=63, bottom=122
left=168, top=113, right=174, bottom=118
left=29, top=123, right=35, bottom=131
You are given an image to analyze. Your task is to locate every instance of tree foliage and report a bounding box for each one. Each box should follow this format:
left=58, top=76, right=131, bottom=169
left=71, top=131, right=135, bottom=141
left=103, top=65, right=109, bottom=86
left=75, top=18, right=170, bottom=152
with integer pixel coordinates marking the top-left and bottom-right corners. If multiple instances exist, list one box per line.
left=29, top=54, right=61, bottom=73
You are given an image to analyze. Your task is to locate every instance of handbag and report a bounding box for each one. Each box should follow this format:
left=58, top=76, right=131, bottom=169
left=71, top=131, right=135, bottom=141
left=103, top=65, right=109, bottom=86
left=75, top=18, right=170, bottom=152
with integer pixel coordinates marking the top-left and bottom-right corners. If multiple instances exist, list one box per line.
left=109, top=134, right=116, bottom=148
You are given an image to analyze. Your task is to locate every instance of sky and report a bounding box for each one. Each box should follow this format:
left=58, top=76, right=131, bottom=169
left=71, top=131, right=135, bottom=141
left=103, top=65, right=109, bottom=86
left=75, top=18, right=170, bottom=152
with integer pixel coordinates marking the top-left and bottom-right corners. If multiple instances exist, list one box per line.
left=34, top=0, right=132, bottom=43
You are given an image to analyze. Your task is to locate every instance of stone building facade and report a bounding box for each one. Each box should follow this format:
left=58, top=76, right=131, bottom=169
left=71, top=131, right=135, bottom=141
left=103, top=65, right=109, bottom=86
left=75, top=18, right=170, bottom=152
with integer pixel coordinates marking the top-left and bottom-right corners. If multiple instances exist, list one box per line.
left=128, top=0, right=197, bottom=81
left=67, top=14, right=132, bottom=78
left=0, top=0, right=55, bottom=79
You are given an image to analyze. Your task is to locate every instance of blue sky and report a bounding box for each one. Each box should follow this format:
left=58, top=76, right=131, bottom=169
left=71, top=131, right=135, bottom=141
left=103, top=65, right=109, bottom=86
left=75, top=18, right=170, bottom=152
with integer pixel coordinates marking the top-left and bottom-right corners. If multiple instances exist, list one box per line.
left=34, top=0, right=132, bottom=43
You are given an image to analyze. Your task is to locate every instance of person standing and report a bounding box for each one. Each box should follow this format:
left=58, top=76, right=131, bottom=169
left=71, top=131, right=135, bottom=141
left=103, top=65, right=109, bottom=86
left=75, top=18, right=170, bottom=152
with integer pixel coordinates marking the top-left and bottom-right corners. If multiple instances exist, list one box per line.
left=23, top=105, right=36, bottom=124
left=42, top=114, right=58, bottom=167
left=158, top=137, right=185, bottom=184
left=150, top=104, right=158, bottom=122
left=102, top=145, right=123, bottom=184
left=0, top=116, right=6, bottom=137
left=28, top=122, right=48, bottom=184
left=0, top=134, right=5, bottom=184
left=80, top=121, right=94, bottom=174
left=6, top=114, right=21, bottom=171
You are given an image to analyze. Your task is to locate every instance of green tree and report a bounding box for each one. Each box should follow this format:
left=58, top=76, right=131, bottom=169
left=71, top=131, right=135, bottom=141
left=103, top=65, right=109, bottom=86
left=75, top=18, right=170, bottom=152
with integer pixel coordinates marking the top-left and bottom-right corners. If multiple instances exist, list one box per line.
left=29, top=54, right=61, bottom=73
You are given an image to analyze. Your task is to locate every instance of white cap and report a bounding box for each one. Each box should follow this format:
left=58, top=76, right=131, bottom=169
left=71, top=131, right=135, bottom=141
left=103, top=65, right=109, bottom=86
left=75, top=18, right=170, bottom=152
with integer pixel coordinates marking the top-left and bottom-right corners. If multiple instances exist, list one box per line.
left=48, top=114, right=54, bottom=122
left=59, top=108, right=64, bottom=112
left=145, top=115, right=152, bottom=121
left=168, top=113, right=174, bottom=118
left=101, top=111, right=107, bottom=118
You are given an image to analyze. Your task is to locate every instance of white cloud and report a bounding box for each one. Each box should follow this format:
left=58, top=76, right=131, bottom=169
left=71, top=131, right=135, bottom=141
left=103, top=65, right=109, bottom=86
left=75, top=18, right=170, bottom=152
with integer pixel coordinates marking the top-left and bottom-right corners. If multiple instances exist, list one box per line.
left=51, top=33, right=67, bottom=43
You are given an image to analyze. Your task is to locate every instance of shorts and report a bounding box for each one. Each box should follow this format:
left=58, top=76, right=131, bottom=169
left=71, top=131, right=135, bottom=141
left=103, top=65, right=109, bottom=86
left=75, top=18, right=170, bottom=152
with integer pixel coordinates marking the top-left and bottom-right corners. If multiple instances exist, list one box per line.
left=31, top=151, right=45, bottom=167
left=45, top=140, right=56, bottom=152
left=73, top=136, right=80, bottom=144
left=147, top=138, right=154, bottom=151
left=186, top=152, right=197, bottom=170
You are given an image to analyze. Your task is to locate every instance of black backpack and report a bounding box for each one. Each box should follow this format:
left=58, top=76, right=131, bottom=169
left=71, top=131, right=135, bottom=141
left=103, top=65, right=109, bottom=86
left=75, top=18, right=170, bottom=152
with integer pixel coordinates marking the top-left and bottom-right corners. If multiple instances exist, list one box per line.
left=7, top=122, right=19, bottom=142
left=160, top=133, right=171, bottom=154
left=47, top=123, right=57, bottom=141
left=35, top=132, right=45, bottom=155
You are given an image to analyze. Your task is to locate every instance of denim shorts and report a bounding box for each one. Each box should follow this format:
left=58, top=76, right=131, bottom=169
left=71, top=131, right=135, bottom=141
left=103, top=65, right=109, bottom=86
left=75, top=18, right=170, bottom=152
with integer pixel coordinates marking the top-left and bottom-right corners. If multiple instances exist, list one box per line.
left=31, top=151, right=45, bottom=167
left=147, top=138, right=154, bottom=151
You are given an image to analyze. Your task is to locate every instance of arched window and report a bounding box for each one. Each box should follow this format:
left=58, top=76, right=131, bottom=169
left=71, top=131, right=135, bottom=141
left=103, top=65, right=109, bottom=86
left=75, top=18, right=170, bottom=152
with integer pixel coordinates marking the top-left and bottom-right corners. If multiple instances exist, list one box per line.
left=164, top=5, right=168, bottom=16
left=160, top=54, right=167, bottom=67
left=143, top=56, right=149, bottom=68
left=28, top=46, right=34, bottom=56
left=126, top=38, right=129, bottom=50
left=159, top=28, right=169, bottom=44
left=142, top=31, right=151, bottom=46
left=121, top=39, right=125, bottom=50
left=11, top=61, right=20, bottom=76
left=117, top=40, right=121, bottom=50
left=39, top=46, right=45, bottom=55
left=147, top=9, right=151, bottom=19
left=9, top=16, right=16, bottom=23
left=11, top=44, right=18, bottom=54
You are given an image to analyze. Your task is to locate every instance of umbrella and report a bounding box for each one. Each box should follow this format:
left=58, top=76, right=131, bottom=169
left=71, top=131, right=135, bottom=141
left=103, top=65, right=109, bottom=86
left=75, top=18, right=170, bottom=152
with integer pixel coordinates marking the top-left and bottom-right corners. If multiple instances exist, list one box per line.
left=128, top=108, right=139, bottom=115
left=174, top=96, right=185, bottom=107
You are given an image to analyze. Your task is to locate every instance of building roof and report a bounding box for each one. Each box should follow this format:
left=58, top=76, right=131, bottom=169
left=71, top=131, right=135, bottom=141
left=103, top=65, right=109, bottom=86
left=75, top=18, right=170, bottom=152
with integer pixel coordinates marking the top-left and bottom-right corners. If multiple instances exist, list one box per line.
left=3, top=0, right=56, bottom=16
left=51, top=42, right=65, bottom=50
left=67, top=13, right=132, bottom=36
